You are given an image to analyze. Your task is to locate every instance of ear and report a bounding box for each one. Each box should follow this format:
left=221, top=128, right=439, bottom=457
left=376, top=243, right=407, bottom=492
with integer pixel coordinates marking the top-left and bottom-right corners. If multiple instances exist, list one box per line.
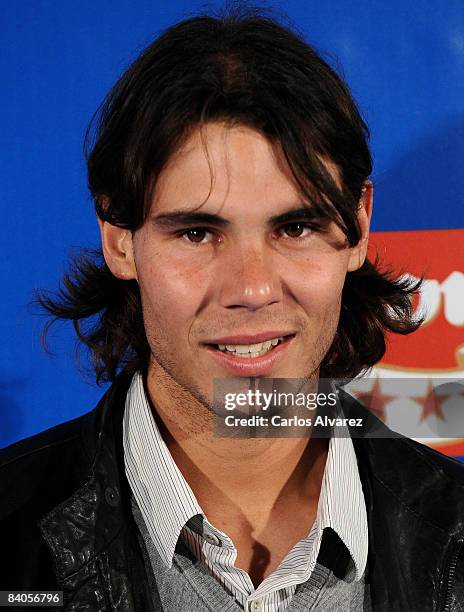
left=98, top=216, right=138, bottom=281
left=347, top=180, right=373, bottom=272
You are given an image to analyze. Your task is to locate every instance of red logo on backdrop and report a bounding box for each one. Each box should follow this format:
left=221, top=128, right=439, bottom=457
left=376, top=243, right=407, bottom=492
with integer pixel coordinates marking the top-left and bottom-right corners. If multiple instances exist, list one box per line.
left=363, top=229, right=464, bottom=457
left=368, top=229, right=464, bottom=372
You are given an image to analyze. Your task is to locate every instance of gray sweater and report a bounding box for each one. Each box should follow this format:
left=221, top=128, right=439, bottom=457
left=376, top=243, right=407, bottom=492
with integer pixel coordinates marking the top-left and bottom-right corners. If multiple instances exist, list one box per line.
left=132, top=496, right=372, bottom=611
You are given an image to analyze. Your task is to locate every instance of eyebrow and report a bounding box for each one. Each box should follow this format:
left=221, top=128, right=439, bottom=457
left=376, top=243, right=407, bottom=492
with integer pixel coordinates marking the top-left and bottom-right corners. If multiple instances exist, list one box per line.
left=152, top=211, right=230, bottom=229
left=151, top=206, right=322, bottom=229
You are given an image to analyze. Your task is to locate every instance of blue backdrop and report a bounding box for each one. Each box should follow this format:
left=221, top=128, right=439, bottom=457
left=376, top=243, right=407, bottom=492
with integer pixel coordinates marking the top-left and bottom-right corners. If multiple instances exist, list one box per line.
left=1, top=0, right=463, bottom=447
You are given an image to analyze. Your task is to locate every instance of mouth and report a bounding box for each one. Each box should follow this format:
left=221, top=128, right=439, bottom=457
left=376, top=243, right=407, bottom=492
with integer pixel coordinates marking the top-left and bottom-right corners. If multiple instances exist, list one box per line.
left=203, top=333, right=296, bottom=376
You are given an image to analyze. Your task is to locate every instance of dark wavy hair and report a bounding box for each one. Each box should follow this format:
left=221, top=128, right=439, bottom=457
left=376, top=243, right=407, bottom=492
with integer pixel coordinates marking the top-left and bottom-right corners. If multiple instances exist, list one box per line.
left=39, top=7, right=422, bottom=384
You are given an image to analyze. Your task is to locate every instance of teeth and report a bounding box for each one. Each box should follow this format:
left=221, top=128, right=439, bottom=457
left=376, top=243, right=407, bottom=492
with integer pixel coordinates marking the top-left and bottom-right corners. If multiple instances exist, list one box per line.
left=234, top=344, right=251, bottom=354
left=216, top=337, right=284, bottom=356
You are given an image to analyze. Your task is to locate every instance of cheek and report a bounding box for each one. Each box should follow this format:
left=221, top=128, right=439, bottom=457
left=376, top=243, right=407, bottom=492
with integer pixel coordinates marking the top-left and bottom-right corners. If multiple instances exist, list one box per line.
left=286, top=254, right=348, bottom=318
left=136, top=248, right=211, bottom=334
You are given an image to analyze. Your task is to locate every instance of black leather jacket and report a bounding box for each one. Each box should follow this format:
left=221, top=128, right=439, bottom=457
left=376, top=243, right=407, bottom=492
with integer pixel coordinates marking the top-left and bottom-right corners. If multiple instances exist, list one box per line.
left=1, top=372, right=464, bottom=611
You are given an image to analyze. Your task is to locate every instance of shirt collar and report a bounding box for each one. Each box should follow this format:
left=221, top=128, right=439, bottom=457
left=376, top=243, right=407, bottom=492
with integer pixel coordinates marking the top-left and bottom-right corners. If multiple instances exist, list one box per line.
left=123, top=371, right=202, bottom=567
left=317, top=433, right=368, bottom=580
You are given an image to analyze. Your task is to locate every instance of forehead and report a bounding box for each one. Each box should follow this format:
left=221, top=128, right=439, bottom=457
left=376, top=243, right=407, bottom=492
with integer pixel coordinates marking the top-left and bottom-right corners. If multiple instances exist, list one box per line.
left=149, top=122, right=307, bottom=217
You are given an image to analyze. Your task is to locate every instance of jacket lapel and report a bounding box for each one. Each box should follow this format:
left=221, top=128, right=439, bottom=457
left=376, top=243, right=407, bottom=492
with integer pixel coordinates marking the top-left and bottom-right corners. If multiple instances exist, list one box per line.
left=344, top=391, right=464, bottom=610
left=39, top=373, right=155, bottom=610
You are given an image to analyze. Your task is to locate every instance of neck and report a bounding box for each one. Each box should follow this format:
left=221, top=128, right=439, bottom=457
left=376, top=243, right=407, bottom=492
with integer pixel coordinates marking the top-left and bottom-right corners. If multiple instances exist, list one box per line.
left=145, top=360, right=329, bottom=527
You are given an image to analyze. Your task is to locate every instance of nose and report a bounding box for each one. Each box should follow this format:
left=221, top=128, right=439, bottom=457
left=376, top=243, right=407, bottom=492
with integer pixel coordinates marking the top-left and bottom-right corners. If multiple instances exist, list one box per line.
left=218, top=242, right=283, bottom=310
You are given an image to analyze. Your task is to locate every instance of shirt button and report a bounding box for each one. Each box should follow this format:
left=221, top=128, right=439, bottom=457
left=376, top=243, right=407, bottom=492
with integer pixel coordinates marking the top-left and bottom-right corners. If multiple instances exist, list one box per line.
left=203, top=532, right=220, bottom=546
left=249, top=600, right=262, bottom=612
left=104, top=486, right=120, bottom=507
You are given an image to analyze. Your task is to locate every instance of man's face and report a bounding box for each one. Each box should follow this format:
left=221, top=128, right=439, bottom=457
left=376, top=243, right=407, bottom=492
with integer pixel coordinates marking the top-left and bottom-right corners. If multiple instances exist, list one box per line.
left=126, top=123, right=369, bottom=404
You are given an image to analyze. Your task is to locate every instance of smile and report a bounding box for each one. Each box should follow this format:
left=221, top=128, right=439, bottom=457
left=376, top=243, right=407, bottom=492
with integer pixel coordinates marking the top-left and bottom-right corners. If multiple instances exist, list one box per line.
left=216, top=336, right=284, bottom=358
left=204, top=333, right=295, bottom=376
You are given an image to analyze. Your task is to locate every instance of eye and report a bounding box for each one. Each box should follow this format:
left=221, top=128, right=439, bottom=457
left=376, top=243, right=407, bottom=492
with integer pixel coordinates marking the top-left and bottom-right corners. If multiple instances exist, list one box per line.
left=279, top=222, right=313, bottom=239
left=180, top=228, right=211, bottom=243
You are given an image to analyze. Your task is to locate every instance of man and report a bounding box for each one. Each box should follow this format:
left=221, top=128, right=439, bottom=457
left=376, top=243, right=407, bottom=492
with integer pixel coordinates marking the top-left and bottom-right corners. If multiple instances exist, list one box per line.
left=1, top=9, right=464, bottom=611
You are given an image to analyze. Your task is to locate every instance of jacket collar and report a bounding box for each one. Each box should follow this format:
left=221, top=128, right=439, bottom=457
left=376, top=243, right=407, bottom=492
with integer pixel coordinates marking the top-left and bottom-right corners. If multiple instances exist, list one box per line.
left=340, top=389, right=464, bottom=536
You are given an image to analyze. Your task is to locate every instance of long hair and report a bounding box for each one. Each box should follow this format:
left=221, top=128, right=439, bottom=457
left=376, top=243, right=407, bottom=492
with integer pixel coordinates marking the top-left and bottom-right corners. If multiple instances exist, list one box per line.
left=39, top=7, right=422, bottom=384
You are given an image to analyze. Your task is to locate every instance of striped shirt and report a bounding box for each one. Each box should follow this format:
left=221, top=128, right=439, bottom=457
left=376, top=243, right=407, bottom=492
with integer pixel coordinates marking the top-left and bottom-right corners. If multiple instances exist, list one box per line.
left=123, top=372, right=368, bottom=612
